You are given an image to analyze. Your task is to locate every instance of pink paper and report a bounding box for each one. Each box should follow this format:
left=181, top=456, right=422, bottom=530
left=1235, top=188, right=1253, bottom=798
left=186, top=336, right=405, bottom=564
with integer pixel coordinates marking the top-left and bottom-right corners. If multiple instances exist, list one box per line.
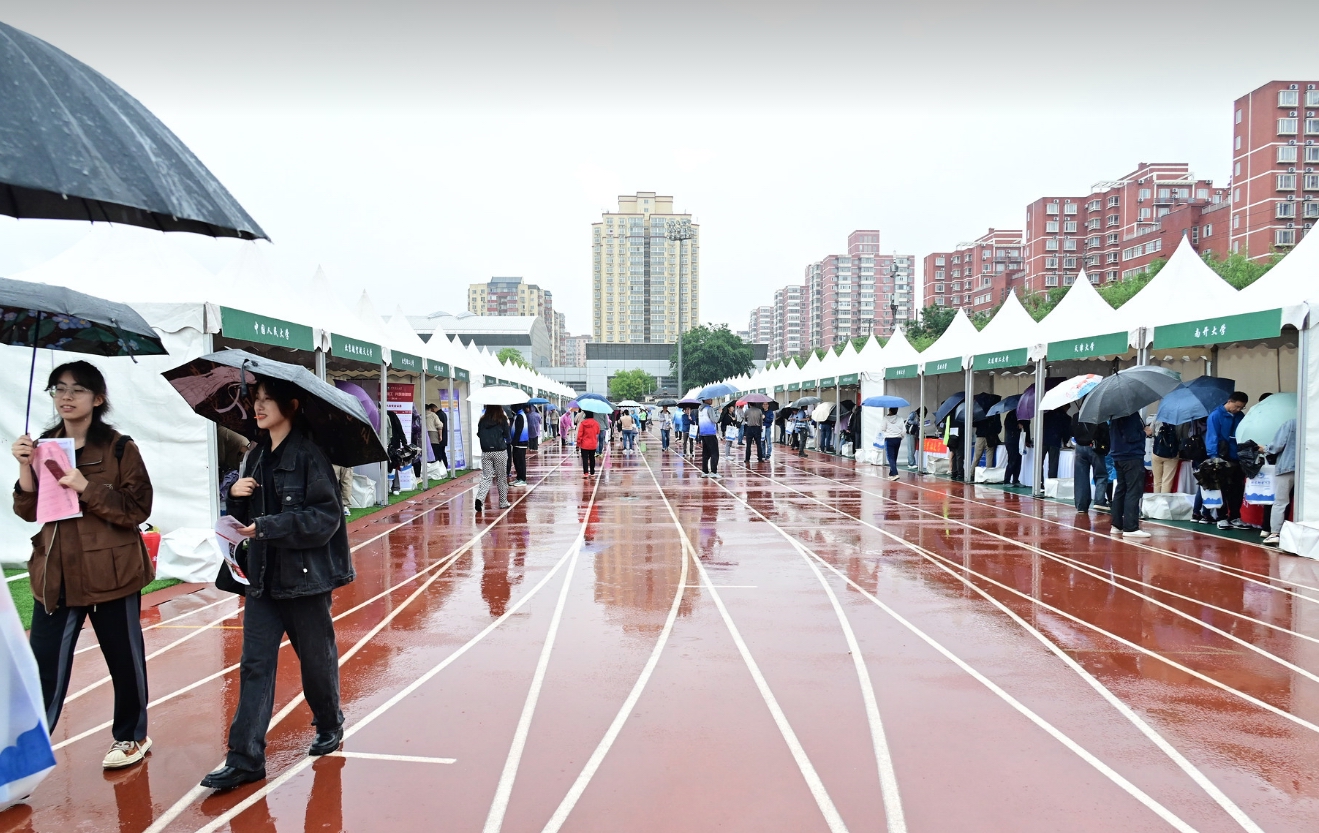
left=33, top=441, right=81, bottom=525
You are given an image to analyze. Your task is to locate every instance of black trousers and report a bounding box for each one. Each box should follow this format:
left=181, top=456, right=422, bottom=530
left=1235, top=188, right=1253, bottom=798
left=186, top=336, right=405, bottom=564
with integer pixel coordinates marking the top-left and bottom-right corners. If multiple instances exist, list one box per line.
left=432, top=440, right=448, bottom=469
left=1221, top=462, right=1244, bottom=521
left=701, top=435, right=720, bottom=473
left=744, top=425, right=764, bottom=462
left=29, top=591, right=148, bottom=742
left=227, top=590, right=342, bottom=771
left=1043, top=445, right=1062, bottom=479
left=1005, top=445, right=1022, bottom=484
left=580, top=448, right=595, bottom=474
left=1110, top=458, right=1146, bottom=532
left=509, top=445, right=528, bottom=481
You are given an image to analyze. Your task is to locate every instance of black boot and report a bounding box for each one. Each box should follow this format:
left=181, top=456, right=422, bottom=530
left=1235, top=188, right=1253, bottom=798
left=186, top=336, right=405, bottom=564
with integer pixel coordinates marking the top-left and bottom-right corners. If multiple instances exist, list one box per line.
left=201, top=765, right=266, bottom=791
left=309, top=726, right=344, bottom=756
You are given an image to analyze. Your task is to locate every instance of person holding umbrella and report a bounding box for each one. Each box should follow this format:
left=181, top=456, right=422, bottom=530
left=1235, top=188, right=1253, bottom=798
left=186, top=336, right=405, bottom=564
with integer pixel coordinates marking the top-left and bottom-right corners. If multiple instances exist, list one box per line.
left=793, top=407, right=811, bottom=458
left=476, top=405, right=512, bottom=511
left=660, top=407, right=673, bottom=452
left=576, top=408, right=601, bottom=476
left=508, top=404, right=530, bottom=487
left=698, top=398, right=721, bottom=477
left=743, top=403, right=765, bottom=464
left=559, top=407, right=574, bottom=451
left=12, top=361, right=155, bottom=770
left=202, top=376, right=355, bottom=789
left=1108, top=409, right=1152, bottom=539
left=879, top=408, right=905, bottom=480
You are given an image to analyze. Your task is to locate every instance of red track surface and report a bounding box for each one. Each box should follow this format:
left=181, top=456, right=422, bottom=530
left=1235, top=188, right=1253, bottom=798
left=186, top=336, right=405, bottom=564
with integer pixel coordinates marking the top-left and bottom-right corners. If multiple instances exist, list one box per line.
left=6, top=441, right=1319, bottom=832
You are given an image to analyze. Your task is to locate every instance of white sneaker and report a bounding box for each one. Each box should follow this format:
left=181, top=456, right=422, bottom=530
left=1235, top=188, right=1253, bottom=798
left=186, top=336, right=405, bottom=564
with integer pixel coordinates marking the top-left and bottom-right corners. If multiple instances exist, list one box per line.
left=1263, top=534, right=1281, bottom=545
left=1217, top=520, right=1231, bottom=530
left=1123, top=529, right=1151, bottom=539
left=103, top=737, right=152, bottom=769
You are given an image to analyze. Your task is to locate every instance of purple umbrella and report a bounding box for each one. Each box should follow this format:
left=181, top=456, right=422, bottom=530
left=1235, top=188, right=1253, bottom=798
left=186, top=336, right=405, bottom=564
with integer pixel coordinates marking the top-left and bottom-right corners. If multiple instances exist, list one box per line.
left=335, top=380, right=380, bottom=432
left=1014, top=377, right=1065, bottom=420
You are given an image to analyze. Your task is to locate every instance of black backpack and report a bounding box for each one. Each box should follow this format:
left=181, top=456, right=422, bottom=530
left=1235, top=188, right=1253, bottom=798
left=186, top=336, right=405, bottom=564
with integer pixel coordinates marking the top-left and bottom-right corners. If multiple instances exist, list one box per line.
left=1179, top=419, right=1206, bottom=461
left=1153, top=423, right=1180, bottom=459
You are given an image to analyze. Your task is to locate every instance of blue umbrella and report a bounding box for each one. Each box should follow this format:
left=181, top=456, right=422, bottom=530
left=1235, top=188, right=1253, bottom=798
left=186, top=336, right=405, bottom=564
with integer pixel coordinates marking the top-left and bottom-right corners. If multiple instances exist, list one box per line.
left=985, top=394, right=1021, bottom=417
left=1155, top=375, right=1235, bottom=425
left=861, top=395, right=909, bottom=408
left=578, top=398, right=612, bottom=414
left=698, top=382, right=739, bottom=399
left=931, top=391, right=966, bottom=426
left=528, top=397, right=550, bottom=405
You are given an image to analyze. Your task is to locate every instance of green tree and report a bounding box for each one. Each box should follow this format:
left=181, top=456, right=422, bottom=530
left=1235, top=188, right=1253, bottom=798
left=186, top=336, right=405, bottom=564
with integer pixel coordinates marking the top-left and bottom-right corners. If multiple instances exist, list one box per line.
left=495, top=347, right=531, bottom=369
left=670, top=325, right=754, bottom=390
left=1096, top=259, right=1164, bottom=309
left=1022, top=285, right=1069, bottom=322
left=1202, top=250, right=1281, bottom=289
left=609, top=368, right=656, bottom=402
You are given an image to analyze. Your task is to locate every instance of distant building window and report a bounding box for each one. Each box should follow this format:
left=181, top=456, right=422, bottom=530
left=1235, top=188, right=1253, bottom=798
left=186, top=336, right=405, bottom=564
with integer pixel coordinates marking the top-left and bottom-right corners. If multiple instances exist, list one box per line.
left=1279, top=90, right=1300, bottom=107
left=1276, top=229, right=1296, bottom=246
left=1278, top=118, right=1299, bottom=135
left=1279, top=146, right=1299, bottom=163
left=1278, top=201, right=1297, bottom=218
left=1278, top=174, right=1298, bottom=190
left=1235, top=108, right=1243, bottom=124
left=1309, top=90, right=1319, bottom=107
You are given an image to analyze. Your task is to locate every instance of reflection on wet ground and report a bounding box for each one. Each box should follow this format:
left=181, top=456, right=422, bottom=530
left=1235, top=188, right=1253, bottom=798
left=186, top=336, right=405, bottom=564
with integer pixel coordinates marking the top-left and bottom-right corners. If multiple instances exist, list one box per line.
left=9, top=442, right=1319, bottom=832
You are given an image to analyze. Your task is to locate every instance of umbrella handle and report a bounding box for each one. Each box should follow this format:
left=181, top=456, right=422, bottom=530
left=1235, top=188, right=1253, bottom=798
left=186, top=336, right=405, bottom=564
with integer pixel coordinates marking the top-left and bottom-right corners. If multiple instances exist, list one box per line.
left=24, top=310, right=42, bottom=436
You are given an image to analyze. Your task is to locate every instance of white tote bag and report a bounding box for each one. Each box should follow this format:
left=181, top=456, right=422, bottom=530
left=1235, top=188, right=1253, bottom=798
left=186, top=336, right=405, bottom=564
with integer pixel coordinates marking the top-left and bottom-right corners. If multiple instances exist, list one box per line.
left=1200, top=488, right=1224, bottom=510
left=0, top=588, right=55, bottom=807
left=1245, top=465, right=1276, bottom=505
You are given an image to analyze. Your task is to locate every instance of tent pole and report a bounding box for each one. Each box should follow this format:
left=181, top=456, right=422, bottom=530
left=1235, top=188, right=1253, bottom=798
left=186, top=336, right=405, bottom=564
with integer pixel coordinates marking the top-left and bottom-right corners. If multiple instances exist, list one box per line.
left=315, top=349, right=327, bottom=381
left=1033, top=359, right=1045, bottom=496
left=964, top=365, right=975, bottom=483
left=1296, top=319, right=1311, bottom=523
left=420, top=369, right=429, bottom=491
left=203, top=333, right=220, bottom=529
left=834, top=382, right=839, bottom=455
left=918, top=371, right=926, bottom=474
left=450, top=376, right=458, bottom=470
left=378, top=362, right=389, bottom=506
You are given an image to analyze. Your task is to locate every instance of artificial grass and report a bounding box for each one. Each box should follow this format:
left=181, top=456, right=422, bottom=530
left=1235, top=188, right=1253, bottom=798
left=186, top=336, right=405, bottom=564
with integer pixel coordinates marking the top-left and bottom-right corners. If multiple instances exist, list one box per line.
left=344, top=471, right=472, bottom=524
left=5, top=567, right=182, bottom=631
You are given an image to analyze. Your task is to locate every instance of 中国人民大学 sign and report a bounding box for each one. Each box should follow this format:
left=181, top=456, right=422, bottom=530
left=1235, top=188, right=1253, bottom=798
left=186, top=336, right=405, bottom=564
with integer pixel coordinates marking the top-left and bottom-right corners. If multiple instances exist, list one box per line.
left=1154, top=309, right=1283, bottom=349
left=972, top=348, right=1029, bottom=371
left=1047, top=331, right=1129, bottom=361
left=885, top=364, right=917, bottom=380
left=330, top=334, right=380, bottom=364
left=220, top=307, right=314, bottom=352
left=392, top=351, right=422, bottom=373
left=924, top=357, right=961, bottom=375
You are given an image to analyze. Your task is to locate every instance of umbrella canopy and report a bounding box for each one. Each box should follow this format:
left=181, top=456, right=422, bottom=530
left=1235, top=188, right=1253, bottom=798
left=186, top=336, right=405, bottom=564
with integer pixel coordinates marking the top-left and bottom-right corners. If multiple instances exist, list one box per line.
left=861, top=395, right=910, bottom=408
left=985, top=394, right=1021, bottom=417
left=737, top=393, right=774, bottom=405
left=1015, top=377, right=1065, bottom=421
left=471, top=386, right=530, bottom=406
left=1078, top=366, right=1182, bottom=424
left=698, top=382, right=739, bottom=399
left=678, top=398, right=703, bottom=407
left=163, top=350, right=386, bottom=467
left=617, top=399, right=642, bottom=408
left=932, top=391, right=966, bottom=426
left=1, top=275, right=169, bottom=432
left=0, top=22, right=265, bottom=240
left=811, top=402, right=835, bottom=422
left=579, top=393, right=611, bottom=404
left=578, top=398, right=613, bottom=414
left=1039, top=374, right=1105, bottom=412
left=1236, top=393, right=1297, bottom=446
left=657, top=398, right=678, bottom=407
left=527, top=397, right=550, bottom=405
left=335, top=381, right=381, bottom=432
left=1154, top=376, right=1235, bottom=426
left=790, top=396, right=821, bottom=409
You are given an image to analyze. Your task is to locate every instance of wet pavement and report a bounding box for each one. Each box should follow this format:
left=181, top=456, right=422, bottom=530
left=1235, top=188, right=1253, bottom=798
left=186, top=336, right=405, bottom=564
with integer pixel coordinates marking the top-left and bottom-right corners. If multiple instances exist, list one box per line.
left=7, top=439, right=1319, bottom=832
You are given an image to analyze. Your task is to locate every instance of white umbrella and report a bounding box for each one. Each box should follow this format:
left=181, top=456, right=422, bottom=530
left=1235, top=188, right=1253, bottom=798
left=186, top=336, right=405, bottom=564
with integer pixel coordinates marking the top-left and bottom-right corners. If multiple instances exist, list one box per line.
left=811, top=402, right=836, bottom=422
left=1039, top=373, right=1104, bottom=412
left=617, top=399, right=642, bottom=408
left=470, top=385, right=529, bottom=406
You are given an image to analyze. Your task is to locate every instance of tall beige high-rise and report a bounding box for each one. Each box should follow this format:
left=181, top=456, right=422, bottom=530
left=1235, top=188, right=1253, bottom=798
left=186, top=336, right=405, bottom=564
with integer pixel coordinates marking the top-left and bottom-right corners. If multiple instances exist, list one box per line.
left=591, top=192, right=699, bottom=343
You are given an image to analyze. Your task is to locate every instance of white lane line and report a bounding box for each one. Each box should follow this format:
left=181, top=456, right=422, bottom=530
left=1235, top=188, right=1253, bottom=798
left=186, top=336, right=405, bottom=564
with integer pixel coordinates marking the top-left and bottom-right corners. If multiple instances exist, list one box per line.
left=74, top=593, right=238, bottom=657
left=137, top=456, right=575, bottom=833
left=712, top=476, right=1201, bottom=833
left=803, top=456, right=1319, bottom=598
left=538, top=455, right=690, bottom=833
left=184, top=454, right=608, bottom=833
left=787, top=465, right=1319, bottom=678
left=706, top=477, right=906, bottom=832
left=483, top=469, right=606, bottom=833
left=332, top=751, right=456, bottom=764
left=6, top=572, right=27, bottom=583
left=683, top=584, right=757, bottom=588
left=645, top=459, right=850, bottom=833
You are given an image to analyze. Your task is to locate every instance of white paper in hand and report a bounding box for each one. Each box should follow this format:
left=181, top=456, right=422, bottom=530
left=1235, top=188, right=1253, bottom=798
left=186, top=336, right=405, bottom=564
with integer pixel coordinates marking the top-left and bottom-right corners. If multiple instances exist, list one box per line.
left=214, top=516, right=251, bottom=585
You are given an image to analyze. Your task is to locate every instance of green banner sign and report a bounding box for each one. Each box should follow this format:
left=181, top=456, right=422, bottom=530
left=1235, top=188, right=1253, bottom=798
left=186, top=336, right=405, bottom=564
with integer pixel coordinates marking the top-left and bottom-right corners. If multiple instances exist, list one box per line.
left=839, top=374, right=859, bottom=386
left=885, top=364, right=917, bottom=380
left=924, top=356, right=962, bottom=375
left=788, top=381, right=802, bottom=391
left=220, top=307, right=314, bottom=351
left=454, top=367, right=469, bottom=382
left=1047, top=331, right=1130, bottom=361
left=818, top=377, right=836, bottom=388
left=1154, top=308, right=1283, bottom=349
left=484, top=375, right=498, bottom=386
left=392, top=351, right=423, bottom=373
left=330, top=334, right=380, bottom=364
left=973, top=348, right=1030, bottom=371
left=426, top=359, right=450, bottom=378
left=774, top=385, right=785, bottom=393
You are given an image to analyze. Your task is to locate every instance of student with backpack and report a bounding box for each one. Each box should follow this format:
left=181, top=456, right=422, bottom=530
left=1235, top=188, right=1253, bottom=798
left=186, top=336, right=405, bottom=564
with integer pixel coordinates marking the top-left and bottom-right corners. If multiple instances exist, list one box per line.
left=1151, top=421, right=1180, bottom=492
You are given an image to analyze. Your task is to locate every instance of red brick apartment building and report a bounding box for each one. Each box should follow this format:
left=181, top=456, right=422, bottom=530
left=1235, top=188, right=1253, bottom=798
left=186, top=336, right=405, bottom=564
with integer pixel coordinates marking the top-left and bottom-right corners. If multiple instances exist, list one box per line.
left=1230, top=80, right=1319, bottom=259
left=921, top=229, right=1024, bottom=313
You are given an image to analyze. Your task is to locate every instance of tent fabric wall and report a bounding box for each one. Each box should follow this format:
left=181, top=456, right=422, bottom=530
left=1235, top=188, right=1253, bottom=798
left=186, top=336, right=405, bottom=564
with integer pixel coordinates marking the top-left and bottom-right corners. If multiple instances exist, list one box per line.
left=1282, top=314, right=1319, bottom=559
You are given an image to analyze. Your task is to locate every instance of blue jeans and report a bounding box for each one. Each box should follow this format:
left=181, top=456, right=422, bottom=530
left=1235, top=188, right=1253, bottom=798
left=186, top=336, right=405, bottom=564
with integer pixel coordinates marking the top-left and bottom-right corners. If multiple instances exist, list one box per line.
left=1073, top=445, right=1110, bottom=511
left=819, top=424, right=834, bottom=452
left=885, top=437, right=902, bottom=476
left=622, top=430, right=636, bottom=450
left=660, top=429, right=671, bottom=450
left=906, top=434, right=917, bottom=466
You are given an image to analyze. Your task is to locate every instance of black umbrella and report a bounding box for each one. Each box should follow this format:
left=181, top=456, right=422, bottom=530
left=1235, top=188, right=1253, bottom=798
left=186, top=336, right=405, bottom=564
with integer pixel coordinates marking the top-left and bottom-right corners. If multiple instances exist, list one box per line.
left=932, top=391, right=966, bottom=426
left=958, top=392, right=1002, bottom=425
left=0, top=22, right=265, bottom=239
left=656, top=398, right=678, bottom=407
left=1078, top=366, right=1182, bottom=424
left=1, top=276, right=167, bottom=432
left=163, top=349, right=387, bottom=466
left=790, top=396, right=821, bottom=409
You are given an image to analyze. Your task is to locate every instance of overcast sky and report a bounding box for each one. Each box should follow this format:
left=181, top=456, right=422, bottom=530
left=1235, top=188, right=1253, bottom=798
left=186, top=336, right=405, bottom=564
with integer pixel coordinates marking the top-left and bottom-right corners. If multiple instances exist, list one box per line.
left=1, top=1, right=1315, bottom=338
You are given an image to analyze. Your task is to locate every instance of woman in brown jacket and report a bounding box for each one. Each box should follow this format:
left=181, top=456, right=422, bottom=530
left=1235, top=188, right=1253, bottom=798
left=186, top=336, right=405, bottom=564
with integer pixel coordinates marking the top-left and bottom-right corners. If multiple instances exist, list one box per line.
left=11, top=361, right=154, bottom=770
